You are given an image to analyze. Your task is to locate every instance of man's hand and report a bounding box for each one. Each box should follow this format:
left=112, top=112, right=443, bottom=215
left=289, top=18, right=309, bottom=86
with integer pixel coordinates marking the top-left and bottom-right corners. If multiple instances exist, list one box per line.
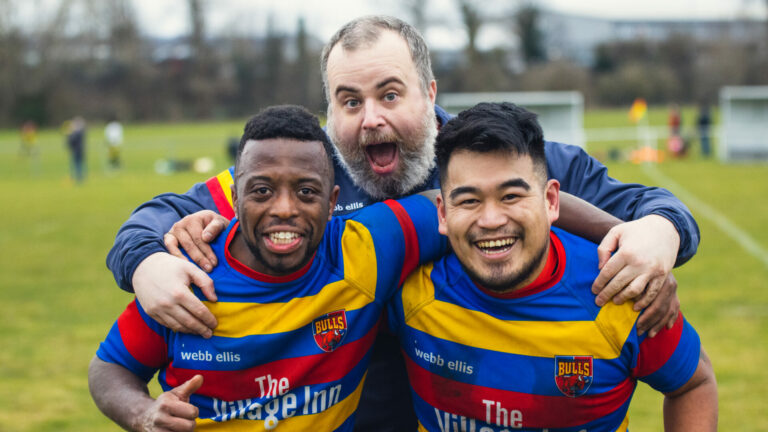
left=133, top=252, right=217, bottom=338
left=165, top=210, right=229, bottom=272
left=135, top=375, right=203, bottom=432
left=592, top=214, right=680, bottom=309
left=636, top=274, right=680, bottom=337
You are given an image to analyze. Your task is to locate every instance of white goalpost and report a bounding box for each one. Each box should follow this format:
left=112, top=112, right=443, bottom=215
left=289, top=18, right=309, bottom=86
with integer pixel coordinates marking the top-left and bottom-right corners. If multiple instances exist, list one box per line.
left=719, top=86, right=768, bottom=161
left=437, top=91, right=585, bottom=148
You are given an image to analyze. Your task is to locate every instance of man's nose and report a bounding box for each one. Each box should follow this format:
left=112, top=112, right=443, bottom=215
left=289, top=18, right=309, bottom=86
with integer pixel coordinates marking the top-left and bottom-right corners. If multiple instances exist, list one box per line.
left=476, top=201, right=507, bottom=230
left=270, top=191, right=300, bottom=219
left=361, top=99, right=385, bottom=130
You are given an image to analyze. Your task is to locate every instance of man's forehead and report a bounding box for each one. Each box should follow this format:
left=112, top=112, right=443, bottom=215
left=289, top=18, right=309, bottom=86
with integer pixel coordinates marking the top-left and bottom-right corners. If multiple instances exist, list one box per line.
left=327, top=31, right=414, bottom=82
left=238, top=139, right=329, bottom=177
left=445, top=150, right=536, bottom=187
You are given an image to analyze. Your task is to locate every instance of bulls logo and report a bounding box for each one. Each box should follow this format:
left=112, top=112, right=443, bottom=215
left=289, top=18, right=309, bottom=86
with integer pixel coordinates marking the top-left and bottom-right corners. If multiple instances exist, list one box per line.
left=312, top=310, right=348, bottom=352
left=554, top=355, right=593, bottom=397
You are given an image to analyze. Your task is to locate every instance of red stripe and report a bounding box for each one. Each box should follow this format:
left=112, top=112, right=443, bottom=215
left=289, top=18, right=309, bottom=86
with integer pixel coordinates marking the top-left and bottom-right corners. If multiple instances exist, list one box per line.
left=633, top=311, right=684, bottom=377
left=205, top=175, right=235, bottom=219
left=164, top=321, right=379, bottom=400
left=117, top=300, right=167, bottom=368
left=405, top=353, right=634, bottom=429
left=383, top=199, right=420, bottom=287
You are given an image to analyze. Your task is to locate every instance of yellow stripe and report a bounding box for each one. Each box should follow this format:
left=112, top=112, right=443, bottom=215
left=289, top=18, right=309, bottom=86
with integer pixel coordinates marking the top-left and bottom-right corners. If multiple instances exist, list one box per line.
left=401, top=263, right=435, bottom=320
left=340, top=220, right=377, bottom=299
left=614, top=413, right=630, bottom=431
left=209, top=280, right=374, bottom=338
left=195, top=372, right=366, bottom=430
left=403, top=273, right=639, bottom=359
left=216, top=169, right=234, bottom=209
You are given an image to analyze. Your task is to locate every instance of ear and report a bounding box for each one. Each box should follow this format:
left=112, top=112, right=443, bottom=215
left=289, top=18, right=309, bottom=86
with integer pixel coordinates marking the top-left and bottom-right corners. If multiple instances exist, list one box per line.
left=328, top=185, right=340, bottom=221
left=436, top=193, right=448, bottom=236
left=544, top=179, right=560, bottom=225
left=231, top=184, right=239, bottom=220
left=427, top=79, right=437, bottom=105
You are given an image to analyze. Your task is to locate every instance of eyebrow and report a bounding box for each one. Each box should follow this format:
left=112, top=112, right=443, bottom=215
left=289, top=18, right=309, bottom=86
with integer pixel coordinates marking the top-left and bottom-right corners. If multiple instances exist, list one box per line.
left=499, top=178, right=531, bottom=191
left=376, top=77, right=406, bottom=90
left=448, top=178, right=530, bottom=200
left=334, top=85, right=360, bottom=98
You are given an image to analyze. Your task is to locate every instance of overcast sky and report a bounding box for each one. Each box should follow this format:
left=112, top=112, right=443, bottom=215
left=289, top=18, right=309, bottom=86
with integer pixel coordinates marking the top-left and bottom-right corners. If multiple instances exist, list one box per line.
left=125, top=0, right=767, bottom=49
left=9, top=0, right=768, bottom=49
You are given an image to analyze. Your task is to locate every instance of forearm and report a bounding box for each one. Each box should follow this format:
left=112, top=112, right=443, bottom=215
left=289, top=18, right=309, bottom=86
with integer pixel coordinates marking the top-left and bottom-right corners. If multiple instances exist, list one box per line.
left=88, top=356, right=154, bottom=431
left=553, top=192, right=622, bottom=244
left=107, top=187, right=217, bottom=292
left=545, top=141, right=700, bottom=265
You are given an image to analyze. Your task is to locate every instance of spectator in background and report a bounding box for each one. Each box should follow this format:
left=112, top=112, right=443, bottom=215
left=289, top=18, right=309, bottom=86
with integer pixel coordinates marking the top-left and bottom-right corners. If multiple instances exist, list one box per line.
left=20, top=120, right=38, bottom=157
left=667, top=104, right=685, bottom=157
left=67, top=116, right=87, bottom=183
left=104, top=117, right=124, bottom=170
left=697, top=104, right=712, bottom=158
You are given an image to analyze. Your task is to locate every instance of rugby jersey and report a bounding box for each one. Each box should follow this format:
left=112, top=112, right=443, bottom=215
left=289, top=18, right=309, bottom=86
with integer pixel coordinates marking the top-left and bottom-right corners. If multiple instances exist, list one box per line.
left=388, top=227, right=701, bottom=432
left=97, top=195, right=446, bottom=431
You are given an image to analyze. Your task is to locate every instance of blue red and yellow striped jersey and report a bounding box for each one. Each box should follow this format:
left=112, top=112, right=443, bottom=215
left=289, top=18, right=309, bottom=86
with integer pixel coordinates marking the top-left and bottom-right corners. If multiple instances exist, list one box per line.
left=388, top=227, right=701, bottom=432
left=97, top=195, right=446, bottom=431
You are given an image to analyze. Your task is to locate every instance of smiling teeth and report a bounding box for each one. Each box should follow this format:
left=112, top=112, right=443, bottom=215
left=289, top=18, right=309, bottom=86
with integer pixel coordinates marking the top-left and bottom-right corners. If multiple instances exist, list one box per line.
left=269, top=232, right=299, bottom=244
left=476, top=238, right=515, bottom=248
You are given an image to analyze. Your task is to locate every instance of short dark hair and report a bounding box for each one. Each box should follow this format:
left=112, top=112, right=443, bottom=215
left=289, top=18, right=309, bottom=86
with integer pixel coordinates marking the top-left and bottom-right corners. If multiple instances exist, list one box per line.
left=435, top=102, right=546, bottom=187
left=236, top=105, right=335, bottom=185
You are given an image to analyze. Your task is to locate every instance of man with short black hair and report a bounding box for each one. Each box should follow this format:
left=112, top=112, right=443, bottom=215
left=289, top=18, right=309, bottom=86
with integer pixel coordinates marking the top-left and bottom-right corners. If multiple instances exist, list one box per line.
left=90, top=105, right=447, bottom=431
left=388, top=102, right=717, bottom=431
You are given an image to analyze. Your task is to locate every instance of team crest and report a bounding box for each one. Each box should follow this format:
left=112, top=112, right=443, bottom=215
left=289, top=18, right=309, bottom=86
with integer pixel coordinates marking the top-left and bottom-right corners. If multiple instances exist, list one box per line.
left=312, top=310, right=348, bottom=352
left=554, top=356, right=593, bottom=397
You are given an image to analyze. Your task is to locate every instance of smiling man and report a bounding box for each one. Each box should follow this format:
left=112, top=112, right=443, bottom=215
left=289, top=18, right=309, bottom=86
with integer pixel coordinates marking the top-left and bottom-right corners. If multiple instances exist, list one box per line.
left=388, top=102, right=717, bottom=431
left=89, top=106, right=446, bottom=431
left=106, top=16, right=700, bottom=431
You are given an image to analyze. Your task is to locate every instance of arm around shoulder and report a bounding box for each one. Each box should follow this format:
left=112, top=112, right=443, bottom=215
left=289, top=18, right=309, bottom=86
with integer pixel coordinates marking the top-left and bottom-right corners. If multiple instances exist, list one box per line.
left=107, top=171, right=231, bottom=292
left=543, top=141, right=700, bottom=265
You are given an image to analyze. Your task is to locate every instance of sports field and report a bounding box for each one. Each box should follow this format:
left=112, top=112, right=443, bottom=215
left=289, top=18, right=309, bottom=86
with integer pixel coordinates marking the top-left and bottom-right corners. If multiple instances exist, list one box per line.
left=1, top=108, right=766, bottom=430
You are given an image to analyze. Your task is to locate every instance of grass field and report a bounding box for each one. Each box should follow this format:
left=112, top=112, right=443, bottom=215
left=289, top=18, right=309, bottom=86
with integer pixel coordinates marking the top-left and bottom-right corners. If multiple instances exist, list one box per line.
left=1, top=107, right=767, bottom=431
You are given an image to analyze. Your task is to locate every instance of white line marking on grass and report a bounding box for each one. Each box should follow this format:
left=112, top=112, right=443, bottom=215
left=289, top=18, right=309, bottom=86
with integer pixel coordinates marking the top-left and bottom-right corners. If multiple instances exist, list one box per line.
left=642, top=163, right=768, bottom=270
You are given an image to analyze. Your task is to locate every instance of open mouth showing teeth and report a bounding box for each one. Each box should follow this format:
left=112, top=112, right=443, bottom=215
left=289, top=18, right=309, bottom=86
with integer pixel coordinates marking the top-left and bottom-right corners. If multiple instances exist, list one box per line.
left=268, top=232, right=300, bottom=244
left=365, top=143, right=398, bottom=172
left=475, top=238, right=516, bottom=254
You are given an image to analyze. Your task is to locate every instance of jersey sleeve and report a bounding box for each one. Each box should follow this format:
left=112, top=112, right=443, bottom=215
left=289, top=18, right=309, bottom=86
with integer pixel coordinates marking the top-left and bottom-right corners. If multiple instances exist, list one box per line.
left=544, top=141, right=700, bottom=266
left=96, top=299, right=170, bottom=382
left=631, top=311, right=701, bottom=393
left=106, top=167, right=235, bottom=292
left=343, top=194, right=446, bottom=302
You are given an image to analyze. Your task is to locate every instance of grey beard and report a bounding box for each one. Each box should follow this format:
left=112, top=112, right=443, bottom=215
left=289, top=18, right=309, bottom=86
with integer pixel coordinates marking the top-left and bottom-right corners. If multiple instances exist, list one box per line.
left=327, top=106, right=437, bottom=199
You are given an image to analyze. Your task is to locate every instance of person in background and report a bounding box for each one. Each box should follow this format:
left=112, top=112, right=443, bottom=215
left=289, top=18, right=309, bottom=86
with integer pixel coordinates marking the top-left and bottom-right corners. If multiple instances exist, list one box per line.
left=697, top=104, right=712, bottom=158
left=67, top=116, right=87, bottom=183
left=105, top=116, right=124, bottom=170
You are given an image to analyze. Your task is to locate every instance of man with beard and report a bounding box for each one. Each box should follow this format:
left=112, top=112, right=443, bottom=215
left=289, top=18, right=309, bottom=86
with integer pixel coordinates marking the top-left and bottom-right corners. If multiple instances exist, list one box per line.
left=387, top=102, right=717, bottom=431
left=90, top=105, right=447, bottom=431
left=106, top=16, right=699, bottom=431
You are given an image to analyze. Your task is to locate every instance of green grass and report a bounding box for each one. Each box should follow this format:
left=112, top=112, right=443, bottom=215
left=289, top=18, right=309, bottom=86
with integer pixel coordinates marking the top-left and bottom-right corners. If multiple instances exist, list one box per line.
left=1, top=108, right=766, bottom=430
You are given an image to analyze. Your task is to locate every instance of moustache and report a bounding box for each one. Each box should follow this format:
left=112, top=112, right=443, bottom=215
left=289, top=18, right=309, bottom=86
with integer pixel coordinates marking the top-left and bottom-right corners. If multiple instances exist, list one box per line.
left=466, top=228, right=524, bottom=243
left=359, top=130, right=401, bottom=147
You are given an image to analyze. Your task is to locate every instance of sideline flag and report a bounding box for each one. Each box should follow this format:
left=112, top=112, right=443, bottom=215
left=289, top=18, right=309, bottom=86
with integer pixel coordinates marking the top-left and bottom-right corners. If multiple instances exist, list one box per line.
left=629, top=98, right=647, bottom=123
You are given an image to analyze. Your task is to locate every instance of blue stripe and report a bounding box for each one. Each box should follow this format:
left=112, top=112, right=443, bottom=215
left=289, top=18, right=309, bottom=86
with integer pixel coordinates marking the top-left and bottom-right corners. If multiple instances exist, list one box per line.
left=168, top=303, right=382, bottom=371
